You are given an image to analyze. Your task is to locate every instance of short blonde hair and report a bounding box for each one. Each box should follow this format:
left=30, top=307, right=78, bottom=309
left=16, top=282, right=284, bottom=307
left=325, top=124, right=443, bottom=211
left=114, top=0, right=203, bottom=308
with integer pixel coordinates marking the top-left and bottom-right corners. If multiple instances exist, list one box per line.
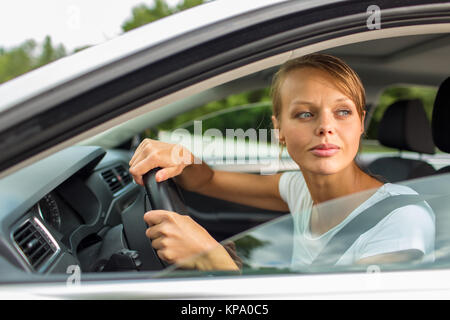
left=271, top=53, right=366, bottom=122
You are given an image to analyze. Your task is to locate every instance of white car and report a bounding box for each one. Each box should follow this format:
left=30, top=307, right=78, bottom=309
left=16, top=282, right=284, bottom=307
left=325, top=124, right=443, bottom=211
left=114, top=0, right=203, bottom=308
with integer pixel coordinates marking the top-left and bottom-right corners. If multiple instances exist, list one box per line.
left=0, top=0, right=450, bottom=301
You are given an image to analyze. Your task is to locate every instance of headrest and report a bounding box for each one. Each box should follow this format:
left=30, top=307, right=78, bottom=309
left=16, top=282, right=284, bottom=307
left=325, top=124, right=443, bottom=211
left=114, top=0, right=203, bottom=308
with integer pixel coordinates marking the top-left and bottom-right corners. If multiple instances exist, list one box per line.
left=377, top=99, right=435, bottom=154
left=432, top=77, right=450, bottom=153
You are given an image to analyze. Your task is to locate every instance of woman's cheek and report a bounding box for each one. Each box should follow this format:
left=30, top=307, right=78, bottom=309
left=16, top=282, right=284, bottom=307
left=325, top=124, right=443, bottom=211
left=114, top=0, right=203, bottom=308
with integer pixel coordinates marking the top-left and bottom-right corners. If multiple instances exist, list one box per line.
left=345, top=125, right=363, bottom=154
left=285, top=136, right=310, bottom=162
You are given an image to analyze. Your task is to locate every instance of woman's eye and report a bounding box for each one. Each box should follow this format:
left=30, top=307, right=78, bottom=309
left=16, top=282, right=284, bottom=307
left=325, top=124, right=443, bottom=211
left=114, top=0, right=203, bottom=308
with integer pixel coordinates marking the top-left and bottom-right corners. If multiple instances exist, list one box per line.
left=337, top=109, right=351, bottom=117
left=297, top=112, right=313, bottom=119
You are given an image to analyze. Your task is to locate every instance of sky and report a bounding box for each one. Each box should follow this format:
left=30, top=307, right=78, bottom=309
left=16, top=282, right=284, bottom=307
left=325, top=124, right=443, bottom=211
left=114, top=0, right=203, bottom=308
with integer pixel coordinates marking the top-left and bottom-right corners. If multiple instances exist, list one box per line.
left=0, top=0, right=182, bottom=52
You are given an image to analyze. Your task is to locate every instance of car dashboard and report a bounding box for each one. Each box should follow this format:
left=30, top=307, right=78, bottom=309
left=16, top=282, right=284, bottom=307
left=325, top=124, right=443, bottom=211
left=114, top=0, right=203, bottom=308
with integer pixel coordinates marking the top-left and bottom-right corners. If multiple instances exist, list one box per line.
left=0, top=146, right=143, bottom=276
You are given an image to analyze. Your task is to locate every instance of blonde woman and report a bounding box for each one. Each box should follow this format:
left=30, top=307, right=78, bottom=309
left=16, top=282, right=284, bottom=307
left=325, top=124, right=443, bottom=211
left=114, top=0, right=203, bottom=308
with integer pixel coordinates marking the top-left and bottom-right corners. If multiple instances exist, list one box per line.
left=129, top=53, right=435, bottom=270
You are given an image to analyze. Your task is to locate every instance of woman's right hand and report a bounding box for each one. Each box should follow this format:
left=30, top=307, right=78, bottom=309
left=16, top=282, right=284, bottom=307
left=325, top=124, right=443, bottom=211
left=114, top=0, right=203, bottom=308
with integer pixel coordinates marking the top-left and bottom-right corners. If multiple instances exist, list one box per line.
left=129, top=138, right=194, bottom=186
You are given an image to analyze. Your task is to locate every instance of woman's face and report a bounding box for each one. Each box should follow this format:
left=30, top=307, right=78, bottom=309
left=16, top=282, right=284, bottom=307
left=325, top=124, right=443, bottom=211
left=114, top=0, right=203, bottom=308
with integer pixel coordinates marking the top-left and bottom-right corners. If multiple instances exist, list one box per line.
left=272, top=67, right=365, bottom=176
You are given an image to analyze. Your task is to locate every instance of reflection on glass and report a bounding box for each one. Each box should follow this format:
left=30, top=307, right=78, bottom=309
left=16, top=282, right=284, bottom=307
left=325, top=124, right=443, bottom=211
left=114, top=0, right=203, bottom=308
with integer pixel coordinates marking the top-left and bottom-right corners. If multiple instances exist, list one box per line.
left=161, top=173, right=450, bottom=278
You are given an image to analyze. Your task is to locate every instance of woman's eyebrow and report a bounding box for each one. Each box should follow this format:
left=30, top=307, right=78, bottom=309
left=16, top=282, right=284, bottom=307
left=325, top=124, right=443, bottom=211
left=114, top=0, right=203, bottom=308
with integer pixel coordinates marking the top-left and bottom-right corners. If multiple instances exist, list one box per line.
left=291, top=100, right=316, bottom=107
left=291, top=97, right=351, bottom=106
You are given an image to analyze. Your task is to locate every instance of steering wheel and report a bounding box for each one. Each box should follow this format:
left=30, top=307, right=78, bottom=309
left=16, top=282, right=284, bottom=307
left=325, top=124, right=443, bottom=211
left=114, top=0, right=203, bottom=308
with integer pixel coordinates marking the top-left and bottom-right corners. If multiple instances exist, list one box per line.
left=143, top=167, right=189, bottom=217
left=143, top=167, right=189, bottom=265
left=120, top=167, right=189, bottom=271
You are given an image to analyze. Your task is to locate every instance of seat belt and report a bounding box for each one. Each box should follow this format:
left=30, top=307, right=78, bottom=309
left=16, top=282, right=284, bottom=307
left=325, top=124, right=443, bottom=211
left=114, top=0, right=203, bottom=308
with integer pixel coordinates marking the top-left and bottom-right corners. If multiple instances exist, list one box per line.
left=310, top=194, right=433, bottom=266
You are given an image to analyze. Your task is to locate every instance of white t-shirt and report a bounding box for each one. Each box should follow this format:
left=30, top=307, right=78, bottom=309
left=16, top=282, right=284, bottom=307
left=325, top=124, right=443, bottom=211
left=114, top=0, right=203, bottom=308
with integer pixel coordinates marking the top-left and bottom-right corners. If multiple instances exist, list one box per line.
left=278, top=171, right=435, bottom=267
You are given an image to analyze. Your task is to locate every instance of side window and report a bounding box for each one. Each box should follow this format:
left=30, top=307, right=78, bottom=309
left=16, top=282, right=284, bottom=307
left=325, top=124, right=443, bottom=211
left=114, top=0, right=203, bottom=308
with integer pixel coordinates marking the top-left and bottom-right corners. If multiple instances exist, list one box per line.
left=145, top=88, right=273, bottom=139
left=143, top=88, right=293, bottom=172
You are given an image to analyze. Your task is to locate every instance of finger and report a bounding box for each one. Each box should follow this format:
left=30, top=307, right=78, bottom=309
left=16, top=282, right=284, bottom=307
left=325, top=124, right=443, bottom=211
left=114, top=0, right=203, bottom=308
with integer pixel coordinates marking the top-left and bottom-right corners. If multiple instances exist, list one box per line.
left=129, top=147, right=154, bottom=174
left=132, top=150, right=180, bottom=177
left=171, top=144, right=194, bottom=166
left=129, top=151, right=153, bottom=185
left=129, top=139, right=151, bottom=166
left=145, top=223, right=166, bottom=240
left=155, top=166, right=183, bottom=182
left=143, top=210, right=172, bottom=226
left=156, top=248, right=173, bottom=264
left=129, top=155, right=158, bottom=183
left=150, top=236, right=169, bottom=250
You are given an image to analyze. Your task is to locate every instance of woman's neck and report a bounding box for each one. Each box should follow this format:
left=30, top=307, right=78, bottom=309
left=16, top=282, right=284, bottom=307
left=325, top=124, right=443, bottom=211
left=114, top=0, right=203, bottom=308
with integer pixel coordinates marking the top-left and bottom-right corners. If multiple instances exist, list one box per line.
left=301, top=163, right=383, bottom=205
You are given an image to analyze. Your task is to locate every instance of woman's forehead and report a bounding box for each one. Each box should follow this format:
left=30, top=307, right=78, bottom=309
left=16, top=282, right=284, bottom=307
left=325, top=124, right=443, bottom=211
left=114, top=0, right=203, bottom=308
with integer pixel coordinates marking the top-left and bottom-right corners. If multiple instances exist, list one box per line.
left=281, top=68, right=351, bottom=104
left=283, top=67, right=339, bottom=91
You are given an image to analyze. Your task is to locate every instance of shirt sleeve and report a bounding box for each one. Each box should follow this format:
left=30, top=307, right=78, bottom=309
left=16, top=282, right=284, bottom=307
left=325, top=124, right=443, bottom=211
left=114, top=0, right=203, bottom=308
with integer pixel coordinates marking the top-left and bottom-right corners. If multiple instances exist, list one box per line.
left=358, top=203, right=435, bottom=260
left=278, top=170, right=311, bottom=215
left=278, top=171, right=302, bottom=205
left=278, top=171, right=292, bottom=204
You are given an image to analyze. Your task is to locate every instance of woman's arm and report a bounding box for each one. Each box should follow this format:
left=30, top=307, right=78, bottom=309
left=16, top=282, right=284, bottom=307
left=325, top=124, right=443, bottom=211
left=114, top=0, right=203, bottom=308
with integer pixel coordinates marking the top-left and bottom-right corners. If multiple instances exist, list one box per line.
left=129, top=139, right=289, bottom=212
left=144, top=209, right=239, bottom=271
left=176, top=162, right=289, bottom=212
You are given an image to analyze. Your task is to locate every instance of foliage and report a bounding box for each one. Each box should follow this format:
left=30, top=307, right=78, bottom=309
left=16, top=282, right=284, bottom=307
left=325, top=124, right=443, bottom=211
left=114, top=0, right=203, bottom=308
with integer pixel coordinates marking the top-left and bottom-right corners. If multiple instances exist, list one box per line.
left=152, top=88, right=273, bottom=138
left=122, top=0, right=206, bottom=32
left=0, top=0, right=205, bottom=85
left=0, top=36, right=66, bottom=84
left=121, top=0, right=172, bottom=32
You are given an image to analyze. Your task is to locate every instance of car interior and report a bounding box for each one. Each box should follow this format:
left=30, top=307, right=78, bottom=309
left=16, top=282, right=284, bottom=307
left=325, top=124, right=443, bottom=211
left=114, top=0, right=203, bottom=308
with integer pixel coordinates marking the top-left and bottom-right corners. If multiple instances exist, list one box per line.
left=365, top=98, right=436, bottom=182
left=1, top=29, right=450, bottom=281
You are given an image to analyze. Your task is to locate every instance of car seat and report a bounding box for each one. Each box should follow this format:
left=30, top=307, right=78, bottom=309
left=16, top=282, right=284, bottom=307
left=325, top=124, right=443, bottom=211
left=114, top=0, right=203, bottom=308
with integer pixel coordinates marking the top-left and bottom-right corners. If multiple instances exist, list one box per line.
left=407, top=77, right=450, bottom=263
left=367, top=99, right=436, bottom=182
left=432, top=77, right=450, bottom=174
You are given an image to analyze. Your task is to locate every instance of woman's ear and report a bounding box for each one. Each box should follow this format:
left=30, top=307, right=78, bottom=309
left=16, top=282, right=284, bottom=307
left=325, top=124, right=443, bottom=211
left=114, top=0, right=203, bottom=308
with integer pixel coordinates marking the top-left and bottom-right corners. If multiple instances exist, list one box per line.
left=360, top=111, right=366, bottom=135
left=272, top=115, right=285, bottom=144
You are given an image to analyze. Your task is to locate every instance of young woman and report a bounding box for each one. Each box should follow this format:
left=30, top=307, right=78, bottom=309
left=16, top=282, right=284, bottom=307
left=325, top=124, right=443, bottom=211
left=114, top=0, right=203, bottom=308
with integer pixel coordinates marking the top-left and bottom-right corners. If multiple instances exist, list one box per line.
left=129, top=53, right=435, bottom=271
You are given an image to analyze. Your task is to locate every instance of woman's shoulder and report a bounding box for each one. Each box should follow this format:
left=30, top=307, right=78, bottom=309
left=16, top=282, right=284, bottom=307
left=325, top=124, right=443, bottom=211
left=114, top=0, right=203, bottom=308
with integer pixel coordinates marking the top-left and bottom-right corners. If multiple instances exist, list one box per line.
left=376, top=183, right=435, bottom=222
left=278, top=170, right=311, bottom=210
left=380, top=182, right=419, bottom=196
left=279, top=170, right=306, bottom=187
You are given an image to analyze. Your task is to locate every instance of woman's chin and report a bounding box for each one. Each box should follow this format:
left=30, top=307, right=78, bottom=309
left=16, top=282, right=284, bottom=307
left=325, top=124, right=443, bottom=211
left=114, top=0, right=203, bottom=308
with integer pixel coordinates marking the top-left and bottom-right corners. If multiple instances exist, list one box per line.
left=300, top=160, right=345, bottom=176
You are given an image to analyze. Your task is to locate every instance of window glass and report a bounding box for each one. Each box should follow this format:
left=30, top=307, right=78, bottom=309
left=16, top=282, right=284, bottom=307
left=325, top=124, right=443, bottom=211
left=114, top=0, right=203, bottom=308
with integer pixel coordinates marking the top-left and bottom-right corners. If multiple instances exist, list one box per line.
left=144, top=88, right=272, bottom=138
left=162, top=173, right=450, bottom=277
left=144, top=88, right=294, bottom=171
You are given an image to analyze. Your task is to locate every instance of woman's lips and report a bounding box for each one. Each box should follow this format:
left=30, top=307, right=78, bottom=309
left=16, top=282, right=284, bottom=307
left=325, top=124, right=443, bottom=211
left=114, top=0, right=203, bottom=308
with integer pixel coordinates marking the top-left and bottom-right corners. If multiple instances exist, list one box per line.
left=310, top=144, right=340, bottom=157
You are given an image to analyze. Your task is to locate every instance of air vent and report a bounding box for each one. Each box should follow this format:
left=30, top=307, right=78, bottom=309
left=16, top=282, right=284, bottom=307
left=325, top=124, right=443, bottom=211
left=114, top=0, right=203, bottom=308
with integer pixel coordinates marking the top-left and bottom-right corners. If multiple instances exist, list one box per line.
left=13, top=218, right=58, bottom=271
left=115, top=165, right=132, bottom=185
left=101, top=169, right=123, bottom=193
left=101, top=165, right=132, bottom=194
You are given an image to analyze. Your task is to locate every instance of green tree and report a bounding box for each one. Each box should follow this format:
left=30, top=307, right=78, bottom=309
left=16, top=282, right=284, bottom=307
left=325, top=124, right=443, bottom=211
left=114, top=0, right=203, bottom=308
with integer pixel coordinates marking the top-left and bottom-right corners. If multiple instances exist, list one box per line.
left=0, top=37, right=66, bottom=84
left=0, top=40, right=36, bottom=83
left=36, top=36, right=66, bottom=68
left=122, top=0, right=206, bottom=32
left=175, top=0, right=205, bottom=11
left=0, top=0, right=205, bottom=85
left=148, top=88, right=273, bottom=140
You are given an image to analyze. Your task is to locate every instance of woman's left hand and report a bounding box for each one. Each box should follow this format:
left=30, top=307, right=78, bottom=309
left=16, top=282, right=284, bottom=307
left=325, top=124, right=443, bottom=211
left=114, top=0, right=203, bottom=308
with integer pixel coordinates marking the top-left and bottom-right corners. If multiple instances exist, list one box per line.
left=144, top=210, right=238, bottom=270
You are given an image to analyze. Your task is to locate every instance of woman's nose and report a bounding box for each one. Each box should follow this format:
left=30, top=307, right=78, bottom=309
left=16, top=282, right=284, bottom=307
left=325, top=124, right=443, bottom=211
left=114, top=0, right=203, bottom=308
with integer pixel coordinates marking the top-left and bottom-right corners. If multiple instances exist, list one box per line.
left=315, top=113, right=334, bottom=136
